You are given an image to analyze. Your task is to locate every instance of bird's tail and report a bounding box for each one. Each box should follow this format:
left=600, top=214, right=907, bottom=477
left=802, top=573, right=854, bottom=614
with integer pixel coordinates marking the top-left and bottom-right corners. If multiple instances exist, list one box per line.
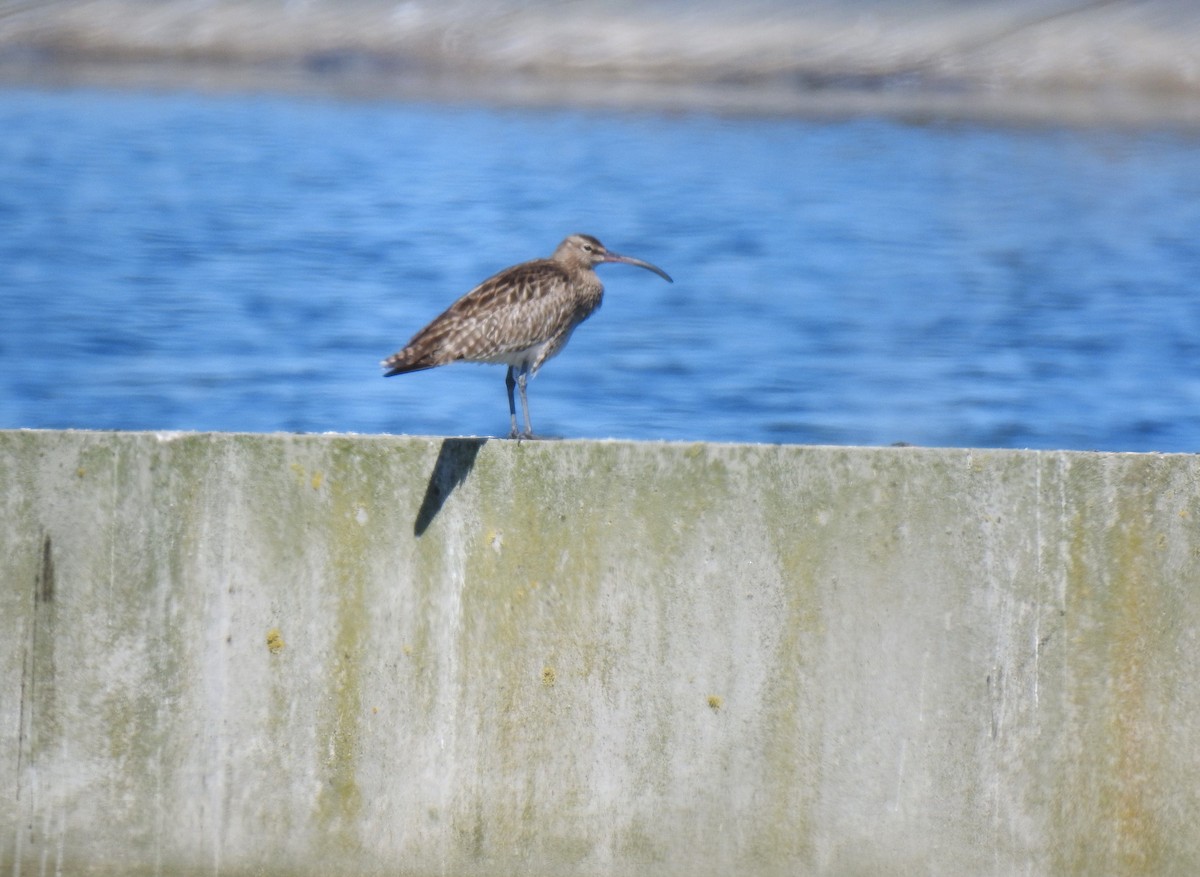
left=382, top=319, right=458, bottom=376
left=380, top=349, right=435, bottom=377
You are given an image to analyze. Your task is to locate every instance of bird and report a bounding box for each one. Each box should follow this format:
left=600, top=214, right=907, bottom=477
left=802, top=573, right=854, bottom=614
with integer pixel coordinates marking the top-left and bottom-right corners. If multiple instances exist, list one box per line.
left=381, top=234, right=672, bottom=439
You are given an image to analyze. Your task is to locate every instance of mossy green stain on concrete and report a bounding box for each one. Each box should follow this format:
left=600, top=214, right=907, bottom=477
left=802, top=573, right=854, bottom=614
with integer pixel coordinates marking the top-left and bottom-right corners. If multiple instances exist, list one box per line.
left=63, top=436, right=181, bottom=852
left=451, top=442, right=615, bottom=863
left=310, top=438, right=382, bottom=847
left=1104, top=508, right=1157, bottom=873
left=448, top=440, right=782, bottom=866
left=1051, top=453, right=1194, bottom=875
left=1096, top=456, right=1185, bottom=874
left=746, top=449, right=841, bottom=865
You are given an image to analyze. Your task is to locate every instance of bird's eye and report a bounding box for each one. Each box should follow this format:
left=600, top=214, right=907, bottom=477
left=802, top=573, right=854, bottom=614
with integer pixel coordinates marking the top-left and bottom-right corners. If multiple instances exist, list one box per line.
left=582, top=244, right=594, bottom=252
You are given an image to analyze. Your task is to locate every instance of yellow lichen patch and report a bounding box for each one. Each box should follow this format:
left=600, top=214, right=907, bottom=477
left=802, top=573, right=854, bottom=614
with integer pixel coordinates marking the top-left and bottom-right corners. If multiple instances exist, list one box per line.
left=266, top=627, right=285, bottom=654
left=707, top=694, right=724, bottom=711
left=311, top=471, right=323, bottom=490
left=542, top=666, right=557, bottom=687
left=76, top=467, right=86, bottom=478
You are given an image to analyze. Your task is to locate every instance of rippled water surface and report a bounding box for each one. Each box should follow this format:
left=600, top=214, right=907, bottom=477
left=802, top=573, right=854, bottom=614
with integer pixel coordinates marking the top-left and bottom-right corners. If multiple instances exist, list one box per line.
left=2, top=86, right=1199, bottom=450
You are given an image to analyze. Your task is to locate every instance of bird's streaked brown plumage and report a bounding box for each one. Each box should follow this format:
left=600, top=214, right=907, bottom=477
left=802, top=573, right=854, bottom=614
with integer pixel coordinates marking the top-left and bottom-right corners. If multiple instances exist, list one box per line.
left=382, top=234, right=672, bottom=439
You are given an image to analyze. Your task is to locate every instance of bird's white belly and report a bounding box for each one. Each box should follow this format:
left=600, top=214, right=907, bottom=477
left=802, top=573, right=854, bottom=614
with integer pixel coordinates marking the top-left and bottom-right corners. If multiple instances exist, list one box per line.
left=480, top=329, right=576, bottom=372
left=481, top=345, right=545, bottom=368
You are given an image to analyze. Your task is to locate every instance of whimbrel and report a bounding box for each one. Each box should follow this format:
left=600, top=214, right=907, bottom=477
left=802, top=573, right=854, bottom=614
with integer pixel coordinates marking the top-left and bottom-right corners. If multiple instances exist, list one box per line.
left=381, top=234, right=672, bottom=439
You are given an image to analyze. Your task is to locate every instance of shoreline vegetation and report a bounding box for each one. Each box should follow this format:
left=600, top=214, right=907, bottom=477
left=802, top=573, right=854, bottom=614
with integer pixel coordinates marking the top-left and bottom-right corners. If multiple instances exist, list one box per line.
left=2, top=0, right=1199, bottom=126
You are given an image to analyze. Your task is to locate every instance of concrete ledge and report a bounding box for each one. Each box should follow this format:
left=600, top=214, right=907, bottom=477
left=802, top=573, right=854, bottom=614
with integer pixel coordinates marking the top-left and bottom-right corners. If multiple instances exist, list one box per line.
left=3, top=430, right=1199, bottom=876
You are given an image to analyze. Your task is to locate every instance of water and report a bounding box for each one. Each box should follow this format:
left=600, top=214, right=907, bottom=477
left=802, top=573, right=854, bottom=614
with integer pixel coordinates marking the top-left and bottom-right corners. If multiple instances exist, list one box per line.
left=2, top=85, right=1199, bottom=451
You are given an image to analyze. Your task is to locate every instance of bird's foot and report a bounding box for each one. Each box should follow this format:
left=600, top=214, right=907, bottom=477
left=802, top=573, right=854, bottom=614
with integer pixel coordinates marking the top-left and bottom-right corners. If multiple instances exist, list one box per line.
left=507, top=431, right=564, bottom=442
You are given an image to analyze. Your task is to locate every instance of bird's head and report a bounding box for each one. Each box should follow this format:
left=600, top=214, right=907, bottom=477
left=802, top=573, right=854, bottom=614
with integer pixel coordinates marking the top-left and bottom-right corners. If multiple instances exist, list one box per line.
left=553, top=234, right=673, bottom=282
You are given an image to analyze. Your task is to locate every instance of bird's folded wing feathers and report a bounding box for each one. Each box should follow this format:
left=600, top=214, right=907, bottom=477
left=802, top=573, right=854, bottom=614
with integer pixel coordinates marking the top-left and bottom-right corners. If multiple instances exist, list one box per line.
left=388, top=261, right=589, bottom=368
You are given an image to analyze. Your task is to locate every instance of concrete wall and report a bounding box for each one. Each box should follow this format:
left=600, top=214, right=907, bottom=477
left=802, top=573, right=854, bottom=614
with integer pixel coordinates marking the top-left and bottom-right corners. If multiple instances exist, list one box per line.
left=2, top=429, right=1198, bottom=877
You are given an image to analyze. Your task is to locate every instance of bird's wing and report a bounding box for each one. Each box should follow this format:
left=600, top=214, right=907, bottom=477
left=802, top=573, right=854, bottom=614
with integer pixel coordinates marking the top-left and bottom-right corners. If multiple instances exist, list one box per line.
left=446, top=261, right=581, bottom=351
left=385, top=261, right=581, bottom=370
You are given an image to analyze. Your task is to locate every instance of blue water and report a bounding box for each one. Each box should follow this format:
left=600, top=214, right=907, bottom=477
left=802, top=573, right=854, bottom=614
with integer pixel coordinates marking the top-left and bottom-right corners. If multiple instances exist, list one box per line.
left=2, top=86, right=1199, bottom=450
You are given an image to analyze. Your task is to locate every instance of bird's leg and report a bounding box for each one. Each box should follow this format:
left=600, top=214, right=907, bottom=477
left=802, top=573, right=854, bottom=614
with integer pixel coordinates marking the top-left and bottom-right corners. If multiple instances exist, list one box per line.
left=505, top=366, right=520, bottom=439
left=516, top=370, right=534, bottom=439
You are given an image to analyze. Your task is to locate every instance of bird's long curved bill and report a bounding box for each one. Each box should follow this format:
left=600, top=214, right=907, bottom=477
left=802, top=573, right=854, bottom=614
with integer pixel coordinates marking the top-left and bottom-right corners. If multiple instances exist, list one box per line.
left=604, top=251, right=673, bottom=283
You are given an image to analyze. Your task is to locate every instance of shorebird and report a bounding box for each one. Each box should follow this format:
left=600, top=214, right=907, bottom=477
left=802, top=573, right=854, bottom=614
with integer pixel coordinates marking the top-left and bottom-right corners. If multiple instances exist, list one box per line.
left=381, top=234, right=672, bottom=439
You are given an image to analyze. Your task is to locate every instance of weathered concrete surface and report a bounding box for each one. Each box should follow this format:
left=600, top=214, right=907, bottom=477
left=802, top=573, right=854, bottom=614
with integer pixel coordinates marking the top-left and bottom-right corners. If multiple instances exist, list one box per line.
left=2, top=430, right=1198, bottom=876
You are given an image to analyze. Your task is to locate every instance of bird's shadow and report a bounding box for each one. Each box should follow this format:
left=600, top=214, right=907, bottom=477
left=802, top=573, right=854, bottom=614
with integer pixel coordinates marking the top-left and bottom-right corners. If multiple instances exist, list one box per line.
left=413, top=437, right=488, bottom=536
